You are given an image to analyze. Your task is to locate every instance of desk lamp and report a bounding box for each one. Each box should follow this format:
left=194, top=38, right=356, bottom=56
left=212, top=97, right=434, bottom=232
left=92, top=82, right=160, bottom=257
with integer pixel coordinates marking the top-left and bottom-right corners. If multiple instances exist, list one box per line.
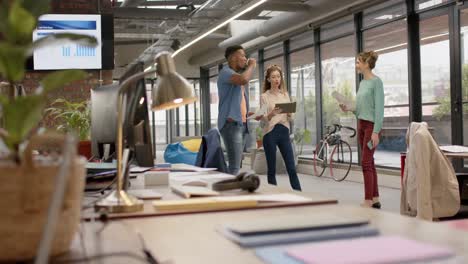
left=95, top=51, right=197, bottom=213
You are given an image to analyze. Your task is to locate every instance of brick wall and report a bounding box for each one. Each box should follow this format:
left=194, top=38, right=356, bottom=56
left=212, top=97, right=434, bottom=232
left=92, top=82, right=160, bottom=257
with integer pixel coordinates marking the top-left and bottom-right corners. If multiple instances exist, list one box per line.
left=0, top=0, right=114, bottom=128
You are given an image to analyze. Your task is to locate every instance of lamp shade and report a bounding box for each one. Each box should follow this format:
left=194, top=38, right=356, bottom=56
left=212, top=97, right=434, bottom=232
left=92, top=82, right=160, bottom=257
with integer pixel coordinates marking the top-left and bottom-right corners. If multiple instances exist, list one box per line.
left=152, top=52, right=197, bottom=110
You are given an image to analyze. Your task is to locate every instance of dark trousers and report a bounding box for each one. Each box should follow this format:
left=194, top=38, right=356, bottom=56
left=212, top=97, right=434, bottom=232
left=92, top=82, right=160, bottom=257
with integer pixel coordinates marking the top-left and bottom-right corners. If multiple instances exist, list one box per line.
left=263, top=124, right=302, bottom=191
left=358, top=119, right=379, bottom=200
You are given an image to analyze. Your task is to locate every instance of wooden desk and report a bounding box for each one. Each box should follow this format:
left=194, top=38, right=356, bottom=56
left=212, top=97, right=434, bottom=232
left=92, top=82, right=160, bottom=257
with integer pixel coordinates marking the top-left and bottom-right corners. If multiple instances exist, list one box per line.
left=82, top=170, right=337, bottom=221
left=66, top=204, right=468, bottom=264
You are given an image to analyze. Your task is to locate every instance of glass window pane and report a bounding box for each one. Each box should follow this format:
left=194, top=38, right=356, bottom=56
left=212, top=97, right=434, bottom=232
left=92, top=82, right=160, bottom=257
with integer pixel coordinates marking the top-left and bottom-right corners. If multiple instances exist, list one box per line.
left=290, top=47, right=316, bottom=155
left=146, top=83, right=166, bottom=144
left=209, top=66, right=218, bottom=77
left=460, top=9, right=468, bottom=147
left=320, top=15, right=354, bottom=42
left=290, top=30, right=314, bottom=51
left=363, top=0, right=406, bottom=29
left=420, top=14, right=451, bottom=144
left=263, top=56, right=284, bottom=74
left=264, top=42, right=283, bottom=60
left=187, top=80, right=201, bottom=136
left=321, top=35, right=357, bottom=163
left=364, top=19, right=409, bottom=168
left=210, top=76, right=219, bottom=128
left=416, top=0, right=452, bottom=11
left=246, top=64, right=260, bottom=151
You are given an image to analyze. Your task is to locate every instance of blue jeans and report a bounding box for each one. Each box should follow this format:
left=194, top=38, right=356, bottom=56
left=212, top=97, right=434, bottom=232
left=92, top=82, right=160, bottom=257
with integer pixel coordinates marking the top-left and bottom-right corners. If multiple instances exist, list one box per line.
left=263, top=124, right=302, bottom=191
left=220, top=121, right=246, bottom=175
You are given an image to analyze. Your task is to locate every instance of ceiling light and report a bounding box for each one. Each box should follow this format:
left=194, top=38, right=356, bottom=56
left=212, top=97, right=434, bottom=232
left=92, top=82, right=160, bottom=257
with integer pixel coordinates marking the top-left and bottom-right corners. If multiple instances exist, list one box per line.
left=172, top=0, right=268, bottom=57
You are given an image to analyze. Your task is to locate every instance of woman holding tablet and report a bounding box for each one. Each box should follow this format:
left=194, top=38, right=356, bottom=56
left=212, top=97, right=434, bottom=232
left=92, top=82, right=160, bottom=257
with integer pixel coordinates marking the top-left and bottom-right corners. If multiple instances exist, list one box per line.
left=259, top=65, right=301, bottom=191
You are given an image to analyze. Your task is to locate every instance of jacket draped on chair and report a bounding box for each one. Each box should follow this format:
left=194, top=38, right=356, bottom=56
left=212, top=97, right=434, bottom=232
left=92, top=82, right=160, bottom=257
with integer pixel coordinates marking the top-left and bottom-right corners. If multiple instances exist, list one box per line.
left=401, top=122, right=460, bottom=220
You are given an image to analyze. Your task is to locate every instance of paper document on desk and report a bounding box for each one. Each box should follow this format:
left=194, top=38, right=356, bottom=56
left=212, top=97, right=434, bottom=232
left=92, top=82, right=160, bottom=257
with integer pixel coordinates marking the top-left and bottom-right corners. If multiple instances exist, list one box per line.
left=171, top=163, right=217, bottom=172
left=171, top=185, right=220, bottom=199
left=439, top=145, right=468, bottom=153
left=285, top=236, right=455, bottom=264
left=247, top=105, right=268, bottom=120
left=332, top=91, right=355, bottom=111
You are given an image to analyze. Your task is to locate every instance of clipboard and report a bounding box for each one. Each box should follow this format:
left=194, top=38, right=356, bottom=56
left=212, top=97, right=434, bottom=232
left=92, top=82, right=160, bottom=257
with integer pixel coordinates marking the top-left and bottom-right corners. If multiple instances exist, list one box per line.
left=275, top=102, right=296, bottom=113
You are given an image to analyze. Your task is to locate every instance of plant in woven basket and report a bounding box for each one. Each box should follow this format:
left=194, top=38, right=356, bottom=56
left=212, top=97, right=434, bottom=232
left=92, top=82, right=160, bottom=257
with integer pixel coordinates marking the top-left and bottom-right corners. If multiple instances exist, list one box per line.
left=0, top=0, right=97, bottom=162
left=0, top=0, right=98, bottom=261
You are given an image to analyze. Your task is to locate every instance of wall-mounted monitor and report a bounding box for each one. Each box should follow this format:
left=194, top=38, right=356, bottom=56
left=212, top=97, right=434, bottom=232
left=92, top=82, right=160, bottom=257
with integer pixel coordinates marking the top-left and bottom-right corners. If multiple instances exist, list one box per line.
left=31, top=14, right=114, bottom=70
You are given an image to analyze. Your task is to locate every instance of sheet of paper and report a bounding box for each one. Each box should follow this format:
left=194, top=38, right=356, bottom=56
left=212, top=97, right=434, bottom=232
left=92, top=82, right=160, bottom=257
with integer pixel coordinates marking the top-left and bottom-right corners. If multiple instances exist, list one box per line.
left=439, top=145, right=468, bottom=153
left=247, top=105, right=268, bottom=120
left=332, top=91, right=355, bottom=111
left=170, top=163, right=217, bottom=172
left=130, top=166, right=152, bottom=173
left=285, top=236, right=455, bottom=264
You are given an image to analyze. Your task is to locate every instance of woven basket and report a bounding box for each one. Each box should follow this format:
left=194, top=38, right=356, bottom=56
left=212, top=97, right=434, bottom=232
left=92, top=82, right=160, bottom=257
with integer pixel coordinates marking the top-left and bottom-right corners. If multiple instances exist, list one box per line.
left=0, top=134, right=86, bottom=261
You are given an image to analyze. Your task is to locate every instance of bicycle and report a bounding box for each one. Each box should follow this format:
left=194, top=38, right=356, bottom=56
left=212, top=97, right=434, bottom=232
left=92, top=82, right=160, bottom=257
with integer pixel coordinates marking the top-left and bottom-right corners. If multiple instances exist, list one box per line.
left=313, top=124, right=356, bottom=181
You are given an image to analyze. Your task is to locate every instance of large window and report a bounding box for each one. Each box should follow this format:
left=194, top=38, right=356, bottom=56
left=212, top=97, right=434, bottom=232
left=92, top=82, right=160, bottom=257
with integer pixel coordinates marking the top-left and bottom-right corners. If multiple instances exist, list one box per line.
left=364, top=19, right=409, bottom=167
left=321, top=35, right=357, bottom=163
left=188, top=80, right=201, bottom=136
left=458, top=8, right=468, bottom=169
left=416, top=0, right=452, bottom=11
left=363, top=0, right=405, bottom=28
left=147, top=82, right=166, bottom=145
left=420, top=14, right=451, bottom=144
left=209, top=74, right=219, bottom=128
left=290, top=47, right=316, bottom=154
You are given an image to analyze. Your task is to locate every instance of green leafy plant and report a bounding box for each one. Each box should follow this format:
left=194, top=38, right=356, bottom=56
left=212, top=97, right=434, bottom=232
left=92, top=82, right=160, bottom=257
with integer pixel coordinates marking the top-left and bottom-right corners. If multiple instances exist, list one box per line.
left=255, top=126, right=263, bottom=141
left=45, top=99, right=91, bottom=141
left=0, top=0, right=97, bottom=162
left=294, top=128, right=311, bottom=155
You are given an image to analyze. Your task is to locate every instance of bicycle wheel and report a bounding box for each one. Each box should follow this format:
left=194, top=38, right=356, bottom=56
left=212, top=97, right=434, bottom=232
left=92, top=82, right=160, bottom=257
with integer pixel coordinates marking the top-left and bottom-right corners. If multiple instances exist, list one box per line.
left=313, top=141, right=327, bottom=177
left=329, top=140, right=352, bottom=181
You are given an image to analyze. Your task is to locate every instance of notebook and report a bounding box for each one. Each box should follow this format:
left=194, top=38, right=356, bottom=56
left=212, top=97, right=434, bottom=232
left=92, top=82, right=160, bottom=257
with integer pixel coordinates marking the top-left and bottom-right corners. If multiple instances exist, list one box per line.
left=221, top=225, right=379, bottom=248
left=224, top=214, right=369, bottom=236
left=285, top=236, right=455, bottom=264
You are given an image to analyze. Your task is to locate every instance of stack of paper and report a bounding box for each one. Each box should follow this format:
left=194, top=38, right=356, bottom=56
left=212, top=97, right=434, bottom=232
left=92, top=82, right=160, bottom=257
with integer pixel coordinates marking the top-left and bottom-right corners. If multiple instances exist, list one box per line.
left=332, top=91, right=355, bottom=111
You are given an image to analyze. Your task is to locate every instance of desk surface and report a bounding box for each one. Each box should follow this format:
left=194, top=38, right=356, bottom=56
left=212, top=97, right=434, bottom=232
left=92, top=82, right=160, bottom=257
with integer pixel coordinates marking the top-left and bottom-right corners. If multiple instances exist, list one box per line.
left=82, top=170, right=337, bottom=220
left=67, top=204, right=468, bottom=264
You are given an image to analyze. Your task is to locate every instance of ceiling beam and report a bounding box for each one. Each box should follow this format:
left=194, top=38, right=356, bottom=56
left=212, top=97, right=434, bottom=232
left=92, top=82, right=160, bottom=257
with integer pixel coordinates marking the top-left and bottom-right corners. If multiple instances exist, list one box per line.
left=113, top=7, right=190, bottom=19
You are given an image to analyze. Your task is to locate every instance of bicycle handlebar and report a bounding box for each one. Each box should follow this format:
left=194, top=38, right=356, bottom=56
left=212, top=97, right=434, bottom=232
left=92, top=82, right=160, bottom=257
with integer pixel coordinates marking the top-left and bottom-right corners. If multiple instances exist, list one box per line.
left=326, top=124, right=357, bottom=138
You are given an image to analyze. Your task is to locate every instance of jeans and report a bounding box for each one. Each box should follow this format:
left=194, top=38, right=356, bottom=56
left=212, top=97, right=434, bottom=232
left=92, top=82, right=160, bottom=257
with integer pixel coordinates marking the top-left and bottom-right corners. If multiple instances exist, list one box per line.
left=220, top=121, right=246, bottom=175
left=263, top=124, right=302, bottom=191
left=358, top=119, right=380, bottom=200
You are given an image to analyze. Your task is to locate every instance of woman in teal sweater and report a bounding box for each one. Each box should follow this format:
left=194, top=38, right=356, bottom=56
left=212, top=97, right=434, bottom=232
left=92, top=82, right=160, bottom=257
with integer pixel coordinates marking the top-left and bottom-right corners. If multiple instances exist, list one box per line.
left=341, top=51, right=384, bottom=209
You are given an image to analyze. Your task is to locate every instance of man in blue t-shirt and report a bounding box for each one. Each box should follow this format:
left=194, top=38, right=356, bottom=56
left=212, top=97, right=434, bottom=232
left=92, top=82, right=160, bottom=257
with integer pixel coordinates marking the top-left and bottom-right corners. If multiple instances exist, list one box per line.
left=217, top=45, right=257, bottom=175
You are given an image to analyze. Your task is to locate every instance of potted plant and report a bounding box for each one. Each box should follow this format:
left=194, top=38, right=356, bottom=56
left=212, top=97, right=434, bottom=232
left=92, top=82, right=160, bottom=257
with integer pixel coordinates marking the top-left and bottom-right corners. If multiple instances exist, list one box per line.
left=45, top=98, right=92, bottom=159
left=0, top=0, right=96, bottom=261
left=255, top=126, right=263, bottom=148
left=294, top=127, right=312, bottom=155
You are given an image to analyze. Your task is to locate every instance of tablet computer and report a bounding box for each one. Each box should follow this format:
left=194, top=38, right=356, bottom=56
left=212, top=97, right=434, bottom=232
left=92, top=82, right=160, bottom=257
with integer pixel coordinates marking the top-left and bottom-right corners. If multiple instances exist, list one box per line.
left=275, top=102, right=296, bottom=113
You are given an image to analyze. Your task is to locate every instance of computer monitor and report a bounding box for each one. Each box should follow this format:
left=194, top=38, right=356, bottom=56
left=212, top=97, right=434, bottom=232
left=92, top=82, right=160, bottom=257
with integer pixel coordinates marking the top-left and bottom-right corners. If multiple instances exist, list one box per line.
left=91, top=82, right=118, bottom=160
left=120, top=62, right=154, bottom=167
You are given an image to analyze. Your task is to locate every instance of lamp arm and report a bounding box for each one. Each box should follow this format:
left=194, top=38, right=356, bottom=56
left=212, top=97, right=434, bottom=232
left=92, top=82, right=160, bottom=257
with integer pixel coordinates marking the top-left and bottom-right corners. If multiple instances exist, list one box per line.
left=115, top=69, right=157, bottom=195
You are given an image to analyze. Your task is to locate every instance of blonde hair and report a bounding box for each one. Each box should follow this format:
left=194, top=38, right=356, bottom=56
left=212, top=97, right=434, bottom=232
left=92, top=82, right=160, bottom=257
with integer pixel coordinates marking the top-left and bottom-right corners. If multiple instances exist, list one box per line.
left=262, top=65, right=287, bottom=93
left=357, top=51, right=379, bottom=69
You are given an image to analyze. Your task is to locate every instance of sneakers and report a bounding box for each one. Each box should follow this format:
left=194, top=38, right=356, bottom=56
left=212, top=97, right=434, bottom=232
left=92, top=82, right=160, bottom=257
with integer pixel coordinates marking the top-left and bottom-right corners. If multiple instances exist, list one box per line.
left=372, top=202, right=381, bottom=209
